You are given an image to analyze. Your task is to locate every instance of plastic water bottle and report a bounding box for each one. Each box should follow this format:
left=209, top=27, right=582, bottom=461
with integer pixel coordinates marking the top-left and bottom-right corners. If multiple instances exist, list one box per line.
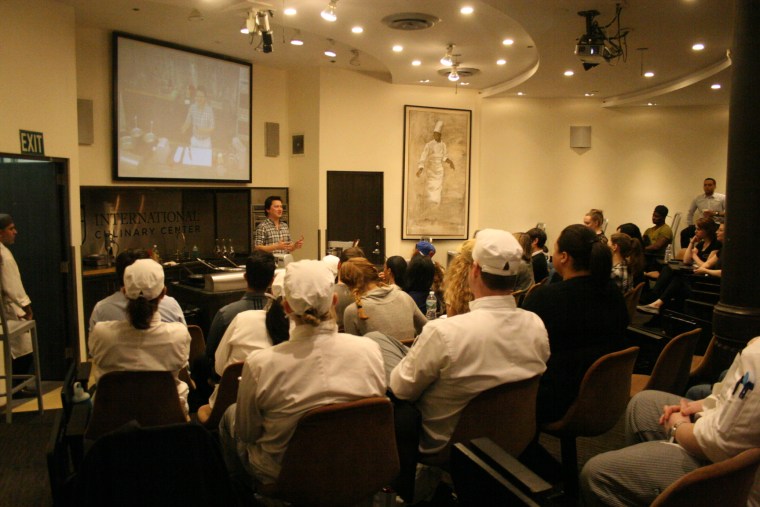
left=191, top=245, right=199, bottom=259
left=425, top=291, right=437, bottom=320
left=664, top=245, right=673, bottom=262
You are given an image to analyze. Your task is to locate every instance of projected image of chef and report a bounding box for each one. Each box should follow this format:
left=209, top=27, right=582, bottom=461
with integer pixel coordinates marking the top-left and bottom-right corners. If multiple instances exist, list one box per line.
left=181, top=86, right=215, bottom=149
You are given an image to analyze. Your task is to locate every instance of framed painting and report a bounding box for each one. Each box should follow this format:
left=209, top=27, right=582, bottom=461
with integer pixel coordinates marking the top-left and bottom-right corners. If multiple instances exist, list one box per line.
left=402, top=105, right=471, bottom=239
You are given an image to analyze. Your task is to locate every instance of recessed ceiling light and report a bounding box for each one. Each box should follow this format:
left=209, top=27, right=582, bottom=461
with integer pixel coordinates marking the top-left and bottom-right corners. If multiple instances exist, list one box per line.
left=517, top=92, right=525, bottom=96
left=419, top=79, right=430, bottom=83
left=644, top=71, right=655, bottom=78
left=460, top=6, right=474, bottom=15
left=392, top=45, right=403, bottom=52
left=412, top=60, right=421, bottom=66
left=351, top=26, right=363, bottom=34
left=502, top=38, right=514, bottom=46
left=564, top=70, right=574, bottom=77
left=284, top=7, right=297, bottom=16
left=584, top=92, right=595, bottom=97
left=460, top=82, right=470, bottom=86
left=647, top=102, right=656, bottom=106
left=692, top=43, right=705, bottom=51
left=496, top=59, right=507, bottom=65
left=324, top=50, right=337, bottom=58
left=711, top=83, right=722, bottom=90
left=290, top=38, right=303, bottom=46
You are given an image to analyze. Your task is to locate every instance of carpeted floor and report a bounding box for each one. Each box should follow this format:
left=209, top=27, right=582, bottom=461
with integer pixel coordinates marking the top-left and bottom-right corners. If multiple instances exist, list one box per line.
left=0, top=409, right=58, bottom=506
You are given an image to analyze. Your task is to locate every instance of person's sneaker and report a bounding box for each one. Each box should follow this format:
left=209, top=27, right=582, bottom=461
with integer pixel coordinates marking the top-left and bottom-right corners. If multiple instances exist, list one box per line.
left=637, top=303, right=661, bottom=315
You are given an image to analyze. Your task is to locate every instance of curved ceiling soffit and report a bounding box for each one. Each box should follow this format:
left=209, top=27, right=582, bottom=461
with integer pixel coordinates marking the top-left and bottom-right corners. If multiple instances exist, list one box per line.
left=481, top=59, right=540, bottom=98
left=602, top=51, right=732, bottom=108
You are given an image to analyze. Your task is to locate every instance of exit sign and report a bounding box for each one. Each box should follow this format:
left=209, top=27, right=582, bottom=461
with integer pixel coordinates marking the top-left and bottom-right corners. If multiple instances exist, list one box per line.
left=19, top=130, right=45, bottom=156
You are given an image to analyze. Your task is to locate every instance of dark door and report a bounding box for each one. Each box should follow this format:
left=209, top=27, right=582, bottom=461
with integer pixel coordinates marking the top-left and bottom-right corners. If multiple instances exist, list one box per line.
left=327, top=172, right=384, bottom=266
left=0, top=157, right=72, bottom=379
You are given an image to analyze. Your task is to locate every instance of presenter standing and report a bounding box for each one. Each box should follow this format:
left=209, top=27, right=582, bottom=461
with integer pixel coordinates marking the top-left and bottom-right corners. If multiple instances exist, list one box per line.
left=0, top=214, right=34, bottom=377
left=254, top=196, right=303, bottom=255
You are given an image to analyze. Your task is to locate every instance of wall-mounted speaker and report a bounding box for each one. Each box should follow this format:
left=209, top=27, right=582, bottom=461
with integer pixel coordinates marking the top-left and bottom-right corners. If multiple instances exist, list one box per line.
left=265, top=122, right=280, bottom=157
left=570, top=125, right=592, bottom=148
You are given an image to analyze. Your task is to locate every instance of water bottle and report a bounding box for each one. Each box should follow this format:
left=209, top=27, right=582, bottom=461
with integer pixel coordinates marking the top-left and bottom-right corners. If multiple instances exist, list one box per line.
left=229, top=239, right=235, bottom=255
left=191, top=245, right=199, bottom=259
left=664, top=245, right=672, bottom=262
left=425, top=291, right=437, bottom=320
left=214, top=238, right=221, bottom=257
left=152, top=244, right=161, bottom=263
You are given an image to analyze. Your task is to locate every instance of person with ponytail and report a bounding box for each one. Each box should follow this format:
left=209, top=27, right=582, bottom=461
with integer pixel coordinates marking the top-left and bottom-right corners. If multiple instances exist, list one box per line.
left=609, top=232, right=645, bottom=293
left=89, top=258, right=192, bottom=415
left=523, top=224, right=629, bottom=424
left=219, top=260, right=385, bottom=487
left=341, top=257, right=426, bottom=341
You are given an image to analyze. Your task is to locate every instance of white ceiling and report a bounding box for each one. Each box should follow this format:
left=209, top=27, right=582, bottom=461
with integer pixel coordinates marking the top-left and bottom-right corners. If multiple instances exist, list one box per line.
left=59, top=0, right=735, bottom=107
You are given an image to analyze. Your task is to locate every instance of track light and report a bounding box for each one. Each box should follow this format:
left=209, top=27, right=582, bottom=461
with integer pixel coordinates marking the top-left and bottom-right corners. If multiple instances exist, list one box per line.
left=241, top=10, right=256, bottom=34
left=321, top=0, right=338, bottom=22
left=440, top=44, right=454, bottom=66
left=290, top=29, right=304, bottom=46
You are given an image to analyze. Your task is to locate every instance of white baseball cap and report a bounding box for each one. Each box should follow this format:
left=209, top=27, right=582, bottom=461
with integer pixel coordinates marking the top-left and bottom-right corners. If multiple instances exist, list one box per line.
left=284, top=260, right=335, bottom=316
left=472, top=229, right=523, bottom=276
left=123, top=259, right=165, bottom=300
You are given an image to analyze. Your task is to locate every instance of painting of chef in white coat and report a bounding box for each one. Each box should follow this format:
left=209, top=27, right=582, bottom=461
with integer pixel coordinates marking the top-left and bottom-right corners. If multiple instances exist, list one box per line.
left=403, top=105, right=471, bottom=239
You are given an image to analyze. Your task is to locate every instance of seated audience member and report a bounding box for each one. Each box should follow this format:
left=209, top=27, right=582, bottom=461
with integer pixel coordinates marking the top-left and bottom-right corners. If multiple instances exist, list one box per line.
left=382, top=255, right=407, bottom=287
left=341, top=258, right=426, bottom=342
left=443, top=239, right=475, bottom=317
left=609, top=232, right=644, bottom=294
left=643, top=205, right=674, bottom=270
left=334, top=246, right=366, bottom=330
left=638, top=222, right=724, bottom=315
left=205, top=252, right=276, bottom=377
left=581, top=337, right=760, bottom=507
left=513, top=232, right=536, bottom=291
left=89, top=259, right=192, bottom=415
left=371, top=229, right=549, bottom=497
left=523, top=224, right=629, bottom=424
left=209, top=296, right=289, bottom=407
left=616, top=223, right=647, bottom=287
left=89, top=249, right=185, bottom=331
left=583, top=209, right=608, bottom=244
left=682, top=217, right=721, bottom=266
left=218, top=260, right=385, bottom=487
left=321, top=254, right=340, bottom=281
left=404, top=255, right=437, bottom=315
left=526, top=227, right=550, bottom=282
left=412, top=241, right=446, bottom=306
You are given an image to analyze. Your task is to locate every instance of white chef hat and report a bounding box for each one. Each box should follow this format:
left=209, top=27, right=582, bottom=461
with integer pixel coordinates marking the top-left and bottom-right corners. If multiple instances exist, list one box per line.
left=434, top=120, right=444, bottom=133
left=123, top=259, right=165, bottom=300
left=284, top=260, right=335, bottom=316
left=321, top=254, right=340, bottom=278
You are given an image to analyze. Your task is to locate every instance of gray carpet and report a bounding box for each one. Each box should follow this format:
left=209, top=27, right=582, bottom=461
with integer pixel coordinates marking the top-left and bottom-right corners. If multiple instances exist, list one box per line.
left=0, top=409, right=58, bottom=507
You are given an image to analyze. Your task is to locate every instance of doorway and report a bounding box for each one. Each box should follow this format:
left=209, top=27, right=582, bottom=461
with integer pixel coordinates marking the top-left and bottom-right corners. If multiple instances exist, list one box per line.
left=0, top=156, right=74, bottom=379
left=327, top=172, right=384, bottom=266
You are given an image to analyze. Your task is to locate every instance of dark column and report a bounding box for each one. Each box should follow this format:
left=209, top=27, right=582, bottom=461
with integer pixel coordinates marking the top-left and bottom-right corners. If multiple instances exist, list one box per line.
left=713, top=0, right=760, bottom=368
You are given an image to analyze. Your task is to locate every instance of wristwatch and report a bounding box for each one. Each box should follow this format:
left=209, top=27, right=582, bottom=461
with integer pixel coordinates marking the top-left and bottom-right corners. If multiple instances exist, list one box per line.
left=669, top=421, right=687, bottom=443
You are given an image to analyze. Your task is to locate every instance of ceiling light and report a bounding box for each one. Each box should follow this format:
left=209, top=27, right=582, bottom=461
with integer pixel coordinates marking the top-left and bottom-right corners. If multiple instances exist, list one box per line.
left=440, top=44, right=454, bottom=66
left=647, top=102, right=656, bottom=106
left=517, top=92, right=525, bottom=96
left=240, top=21, right=250, bottom=34
left=460, top=6, right=474, bottom=15
left=290, top=29, right=303, bottom=46
left=321, top=1, right=338, bottom=22
left=496, top=59, right=506, bottom=65
left=584, top=92, right=595, bottom=97
left=448, top=65, right=460, bottom=82
left=564, top=70, right=574, bottom=77
left=284, top=7, right=297, bottom=16
left=324, top=49, right=336, bottom=58
left=460, top=82, right=470, bottom=86
left=419, top=79, right=430, bottom=83
left=188, top=8, right=204, bottom=22
left=711, top=83, right=722, bottom=90
left=242, top=10, right=256, bottom=34
left=392, top=45, right=403, bottom=52
left=644, top=71, right=655, bottom=78
left=351, top=26, right=363, bottom=34
left=502, top=38, right=514, bottom=46
left=692, top=43, right=705, bottom=51
left=412, top=60, right=421, bottom=66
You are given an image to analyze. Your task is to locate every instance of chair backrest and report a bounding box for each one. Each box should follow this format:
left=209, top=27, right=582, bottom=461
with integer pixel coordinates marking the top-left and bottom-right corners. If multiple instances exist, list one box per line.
left=448, top=375, right=541, bottom=460
left=85, top=371, right=186, bottom=441
left=187, top=324, right=206, bottom=364
left=262, top=397, right=399, bottom=507
left=670, top=211, right=682, bottom=241
left=198, top=361, right=244, bottom=429
left=643, top=328, right=702, bottom=395
left=623, top=282, right=645, bottom=321
left=73, top=422, right=236, bottom=505
left=651, top=447, right=760, bottom=507
left=512, top=288, right=529, bottom=307
left=543, top=347, right=639, bottom=437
